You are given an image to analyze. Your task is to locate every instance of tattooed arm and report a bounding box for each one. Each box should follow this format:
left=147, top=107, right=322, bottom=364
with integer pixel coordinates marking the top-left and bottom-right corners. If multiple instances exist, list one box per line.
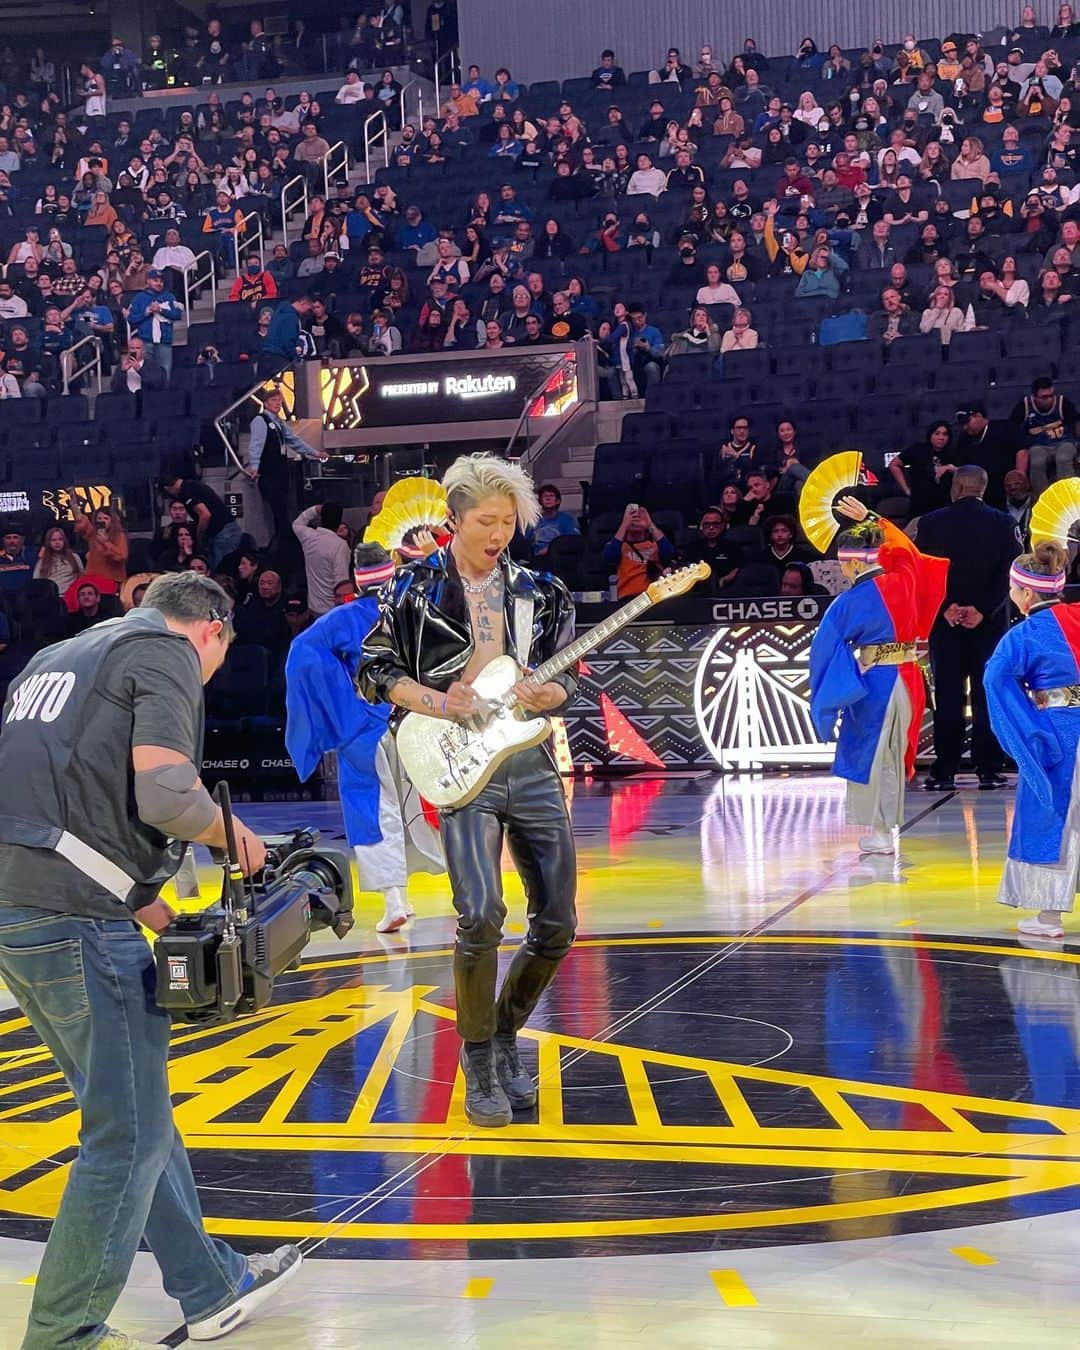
left=387, top=676, right=478, bottom=720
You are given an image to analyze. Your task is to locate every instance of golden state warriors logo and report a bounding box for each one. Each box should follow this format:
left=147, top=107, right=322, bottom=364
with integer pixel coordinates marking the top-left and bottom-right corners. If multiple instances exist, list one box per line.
left=2, top=936, right=1080, bottom=1258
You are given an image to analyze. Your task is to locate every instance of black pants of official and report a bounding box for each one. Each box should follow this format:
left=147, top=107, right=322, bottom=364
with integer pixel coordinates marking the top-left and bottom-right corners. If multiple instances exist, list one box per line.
left=439, top=746, right=577, bottom=1043
left=929, top=618, right=1006, bottom=778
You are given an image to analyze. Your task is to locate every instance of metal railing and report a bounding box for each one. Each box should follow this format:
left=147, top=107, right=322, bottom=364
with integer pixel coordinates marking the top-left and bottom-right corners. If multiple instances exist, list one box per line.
left=61, top=332, right=103, bottom=396
left=214, top=374, right=268, bottom=479
left=433, top=46, right=460, bottom=113
left=232, top=208, right=265, bottom=274
left=363, top=110, right=389, bottom=181
left=280, top=173, right=309, bottom=246
left=323, top=140, right=349, bottom=199
left=182, top=249, right=217, bottom=320
left=398, top=78, right=423, bottom=130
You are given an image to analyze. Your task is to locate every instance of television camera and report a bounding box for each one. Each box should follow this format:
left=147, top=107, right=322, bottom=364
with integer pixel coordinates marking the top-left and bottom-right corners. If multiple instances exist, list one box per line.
left=154, top=784, right=354, bottom=1026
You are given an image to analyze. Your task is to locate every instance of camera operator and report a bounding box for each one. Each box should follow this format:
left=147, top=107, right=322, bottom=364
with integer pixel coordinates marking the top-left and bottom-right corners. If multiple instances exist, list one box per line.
left=0, top=572, right=301, bottom=1350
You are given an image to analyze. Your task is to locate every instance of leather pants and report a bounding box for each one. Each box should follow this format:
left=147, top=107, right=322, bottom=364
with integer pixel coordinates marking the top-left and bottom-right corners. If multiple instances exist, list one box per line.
left=439, top=746, right=577, bottom=1043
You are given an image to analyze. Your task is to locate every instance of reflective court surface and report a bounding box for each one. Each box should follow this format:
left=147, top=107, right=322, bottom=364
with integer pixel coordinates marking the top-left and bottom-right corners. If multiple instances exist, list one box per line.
left=1, top=775, right=1080, bottom=1347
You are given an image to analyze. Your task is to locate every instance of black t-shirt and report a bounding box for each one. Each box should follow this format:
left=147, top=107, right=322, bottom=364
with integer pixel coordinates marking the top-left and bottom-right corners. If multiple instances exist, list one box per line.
left=896, top=442, right=950, bottom=518
left=956, top=422, right=1018, bottom=509
left=178, top=479, right=233, bottom=537
left=0, top=618, right=203, bottom=918
left=684, top=537, right=744, bottom=591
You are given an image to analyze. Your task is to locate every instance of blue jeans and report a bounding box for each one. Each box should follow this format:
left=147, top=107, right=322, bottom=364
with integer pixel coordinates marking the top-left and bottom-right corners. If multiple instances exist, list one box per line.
left=208, top=518, right=243, bottom=569
left=0, top=905, right=247, bottom=1348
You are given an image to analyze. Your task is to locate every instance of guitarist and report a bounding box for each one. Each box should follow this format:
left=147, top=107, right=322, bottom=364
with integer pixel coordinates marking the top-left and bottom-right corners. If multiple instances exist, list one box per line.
left=358, top=453, right=578, bottom=1129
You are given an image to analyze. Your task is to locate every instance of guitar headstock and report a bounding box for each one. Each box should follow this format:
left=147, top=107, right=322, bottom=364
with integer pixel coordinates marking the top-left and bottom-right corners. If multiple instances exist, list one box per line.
left=646, top=561, right=710, bottom=603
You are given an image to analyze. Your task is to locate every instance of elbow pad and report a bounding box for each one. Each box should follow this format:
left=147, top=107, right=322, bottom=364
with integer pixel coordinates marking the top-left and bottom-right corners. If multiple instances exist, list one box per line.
left=134, top=761, right=218, bottom=840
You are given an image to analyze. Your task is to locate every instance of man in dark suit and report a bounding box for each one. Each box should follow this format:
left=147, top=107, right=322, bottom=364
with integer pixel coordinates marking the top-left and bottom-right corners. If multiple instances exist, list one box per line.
left=109, top=335, right=167, bottom=394
left=915, top=464, right=1023, bottom=789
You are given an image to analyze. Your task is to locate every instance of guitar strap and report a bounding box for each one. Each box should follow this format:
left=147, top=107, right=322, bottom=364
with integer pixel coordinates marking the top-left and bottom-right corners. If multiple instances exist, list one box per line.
left=513, top=595, right=535, bottom=667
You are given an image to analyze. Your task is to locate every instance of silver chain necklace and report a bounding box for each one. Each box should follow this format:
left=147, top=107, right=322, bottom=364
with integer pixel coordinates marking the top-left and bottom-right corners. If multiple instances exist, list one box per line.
left=461, top=566, right=501, bottom=596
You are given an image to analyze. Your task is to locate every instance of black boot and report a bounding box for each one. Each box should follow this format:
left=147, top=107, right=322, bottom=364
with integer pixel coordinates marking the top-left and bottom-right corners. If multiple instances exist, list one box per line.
left=493, top=1030, right=537, bottom=1110
left=459, top=1041, right=512, bottom=1128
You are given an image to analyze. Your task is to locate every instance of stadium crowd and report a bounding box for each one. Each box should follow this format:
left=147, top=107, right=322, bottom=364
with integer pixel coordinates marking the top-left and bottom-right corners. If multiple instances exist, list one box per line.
left=0, top=9, right=1079, bottom=707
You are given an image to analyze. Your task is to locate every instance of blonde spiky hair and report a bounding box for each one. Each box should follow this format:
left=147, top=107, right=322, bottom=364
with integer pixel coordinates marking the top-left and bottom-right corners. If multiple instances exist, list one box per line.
left=442, top=453, right=541, bottom=532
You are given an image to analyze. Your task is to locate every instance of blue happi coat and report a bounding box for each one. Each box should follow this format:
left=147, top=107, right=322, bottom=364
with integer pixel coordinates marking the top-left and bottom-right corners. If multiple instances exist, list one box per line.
left=986, top=602, right=1080, bottom=866
left=284, top=597, right=390, bottom=847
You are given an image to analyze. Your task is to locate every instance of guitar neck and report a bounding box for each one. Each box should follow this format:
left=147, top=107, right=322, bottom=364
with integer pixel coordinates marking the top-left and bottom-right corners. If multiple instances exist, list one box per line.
left=528, top=591, right=654, bottom=685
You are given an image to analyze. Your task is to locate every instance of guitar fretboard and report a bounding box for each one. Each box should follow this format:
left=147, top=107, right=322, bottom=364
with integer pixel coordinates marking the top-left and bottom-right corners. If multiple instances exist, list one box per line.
left=527, top=591, right=654, bottom=686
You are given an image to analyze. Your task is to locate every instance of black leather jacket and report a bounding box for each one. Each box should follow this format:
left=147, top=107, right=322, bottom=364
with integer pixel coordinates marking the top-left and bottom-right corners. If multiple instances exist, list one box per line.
left=357, top=548, right=578, bottom=707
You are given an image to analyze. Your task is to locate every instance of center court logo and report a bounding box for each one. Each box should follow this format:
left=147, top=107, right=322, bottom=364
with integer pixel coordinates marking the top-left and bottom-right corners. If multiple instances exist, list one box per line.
left=2, top=937, right=1079, bottom=1255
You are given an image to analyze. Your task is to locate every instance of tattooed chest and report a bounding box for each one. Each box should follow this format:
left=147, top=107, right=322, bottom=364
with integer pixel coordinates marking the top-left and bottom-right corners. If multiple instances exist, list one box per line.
left=462, top=581, right=506, bottom=678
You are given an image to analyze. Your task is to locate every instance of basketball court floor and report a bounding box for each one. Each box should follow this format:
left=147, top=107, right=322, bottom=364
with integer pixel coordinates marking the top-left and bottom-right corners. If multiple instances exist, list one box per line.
left=1, top=773, right=1079, bottom=1348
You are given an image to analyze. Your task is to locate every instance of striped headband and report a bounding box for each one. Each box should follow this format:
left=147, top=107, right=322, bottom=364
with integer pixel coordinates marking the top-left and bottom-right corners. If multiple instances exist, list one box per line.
left=1010, top=561, right=1066, bottom=595
left=353, top=559, right=396, bottom=588
left=837, top=546, right=880, bottom=565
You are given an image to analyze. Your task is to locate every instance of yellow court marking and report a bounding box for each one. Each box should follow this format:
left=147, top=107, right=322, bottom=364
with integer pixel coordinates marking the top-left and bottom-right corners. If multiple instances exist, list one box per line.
left=895, top=919, right=918, bottom=927
left=646, top=920, right=664, bottom=929
left=18, top=1274, right=35, bottom=1285
left=710, top=1270, right=757, bottom=1307
left=505, top=923, right=524, bottom=935
left=300, top=933, right=1080, bottom=973
left=951, top=1246, right=997, bottom=1267
left=462, top=1277, right=494, bottom=1299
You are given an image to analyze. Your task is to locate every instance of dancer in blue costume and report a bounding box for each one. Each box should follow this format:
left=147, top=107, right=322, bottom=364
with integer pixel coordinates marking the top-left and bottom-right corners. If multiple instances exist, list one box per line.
left=285, top=542, right=443, bottom=932
left=985, top=540, right=1080, bottom=941
left=809, top=496, right=948, bottom=855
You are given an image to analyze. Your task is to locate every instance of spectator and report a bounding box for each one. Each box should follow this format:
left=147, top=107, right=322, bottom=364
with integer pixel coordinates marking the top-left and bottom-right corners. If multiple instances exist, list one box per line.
left=667, top=308, right=721, bottom=356
left=1011, top=375, right=1080, bottom=492
left=292, top=502, right=352, bottom=615
left=73, top=501, right=127, bottom=585
left=126, top=270, right=183, bottom=375
left=857, top=220, right=897, bottom=269
left=795, top=245, right=847, bottom=299
left=956, top=403, right=1020, bottom=508
left=602, top=504, right=676, bottom=598
left=715, top=413, right=760, bottom=482
left=627, top=153, right=666, bottom=196
left=162, top=474, right=243, bottom=569
left=775, top=419, right=810, bottom=497
left=683, top=507, right=743, bottom=591
left=258, top=296, right=313, bottom=377
left=234, top=568, right=290, bottom=653
left=151, top=228, right=197, bottom=294
left=696, top=264, right=741, bottom=307
left=720, top=307, right=760, bottom=352
left=761, top=515, right=813, bottom=567
left=950, top=136, right=992, bottom=181
left=1003, top=468, right=1033, bottom=543
left=920, top=285, right=973, bottom=344
left=67, top=580, right=118, bottom=634
left=868, top=286, right=920, bottom=342
left=110, top=335, right=166, bottom=394
left=526, top=485, right=579, bottom=557
left=0, top=525, right=36, bottom=592
left=201, top=190, right=245, bottom=268
left=627, top=303, right=665, bottom=392
left=741, top=468, right=797, bottom=527
left=592, top=49, right=625, bottom=90
left=229, top=258, right=278, bottom=305
left=890, top=419, right=957, bottom=518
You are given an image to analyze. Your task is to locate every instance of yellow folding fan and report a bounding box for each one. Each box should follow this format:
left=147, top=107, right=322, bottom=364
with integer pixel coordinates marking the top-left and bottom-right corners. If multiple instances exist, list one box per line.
left=798, top=451, right=864, bottom=554
left=363, top=477, right=449, bottom=554
left=1029, top=479, right=1080, bottom=548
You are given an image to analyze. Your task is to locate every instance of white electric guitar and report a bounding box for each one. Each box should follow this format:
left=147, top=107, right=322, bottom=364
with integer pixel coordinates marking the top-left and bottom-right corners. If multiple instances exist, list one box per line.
left=394, top=563, right=710, bottom=808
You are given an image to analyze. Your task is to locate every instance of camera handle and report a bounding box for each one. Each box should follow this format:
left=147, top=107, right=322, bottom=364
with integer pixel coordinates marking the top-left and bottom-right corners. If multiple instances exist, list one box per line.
left=211, top=781, right=246, bottom=1016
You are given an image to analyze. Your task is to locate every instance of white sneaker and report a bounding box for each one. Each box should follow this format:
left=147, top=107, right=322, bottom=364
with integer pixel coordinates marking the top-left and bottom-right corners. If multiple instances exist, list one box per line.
left=1018, top=915, right=1066, bottom=940
left=187, top=1245, right=302, bottom=1341
left=859, top=829, right=895, bottom=855
left=97, top=1333, right=169, bottom=1349
left=376, top=886, right=410, bottom=933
